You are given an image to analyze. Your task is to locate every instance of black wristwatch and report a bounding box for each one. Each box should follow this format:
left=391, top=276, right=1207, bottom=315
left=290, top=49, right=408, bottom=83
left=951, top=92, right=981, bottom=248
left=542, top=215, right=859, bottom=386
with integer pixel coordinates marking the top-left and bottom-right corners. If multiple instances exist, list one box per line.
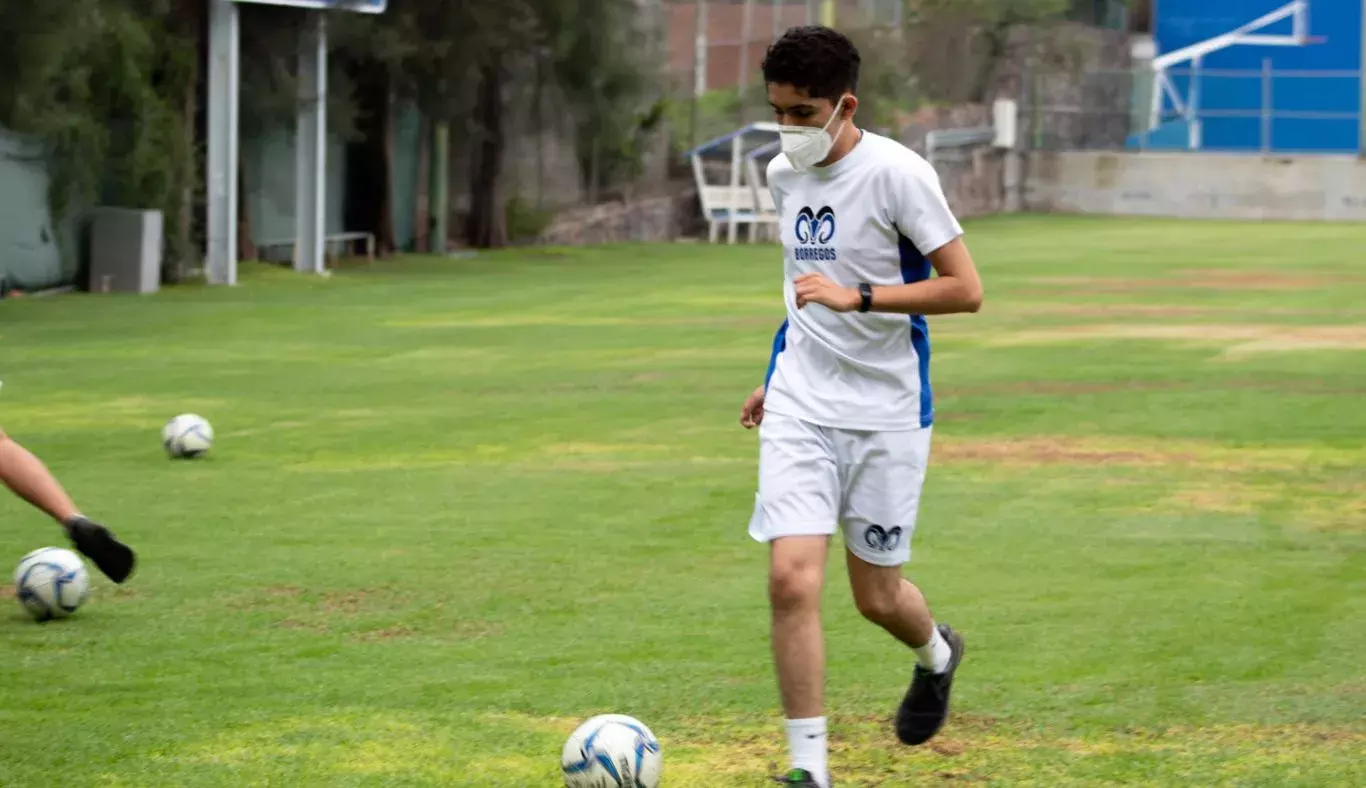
left=857, top=282, right=874, bottom=313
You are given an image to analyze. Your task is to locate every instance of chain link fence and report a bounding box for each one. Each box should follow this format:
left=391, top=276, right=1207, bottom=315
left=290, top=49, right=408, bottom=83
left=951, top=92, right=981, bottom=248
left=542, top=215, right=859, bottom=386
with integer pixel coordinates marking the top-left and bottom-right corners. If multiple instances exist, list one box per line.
left=1021, top=66, right=1364, bottom=155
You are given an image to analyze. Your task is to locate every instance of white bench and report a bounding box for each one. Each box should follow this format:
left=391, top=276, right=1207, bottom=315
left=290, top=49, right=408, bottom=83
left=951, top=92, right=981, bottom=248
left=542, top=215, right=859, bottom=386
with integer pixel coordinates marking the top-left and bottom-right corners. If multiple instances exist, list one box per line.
left=257, top=231, right=377, bottom=266
left=698, top=185, right=779, bottom=243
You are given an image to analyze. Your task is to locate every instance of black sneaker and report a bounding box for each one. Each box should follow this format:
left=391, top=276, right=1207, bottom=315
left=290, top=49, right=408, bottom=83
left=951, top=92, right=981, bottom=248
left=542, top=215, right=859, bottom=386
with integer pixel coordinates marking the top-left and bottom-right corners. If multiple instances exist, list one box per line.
left=773, top=769, right=825, bottom=787
left=65, top=516, right=136, bottom=584
left=895, top=623, right=965, bottom=745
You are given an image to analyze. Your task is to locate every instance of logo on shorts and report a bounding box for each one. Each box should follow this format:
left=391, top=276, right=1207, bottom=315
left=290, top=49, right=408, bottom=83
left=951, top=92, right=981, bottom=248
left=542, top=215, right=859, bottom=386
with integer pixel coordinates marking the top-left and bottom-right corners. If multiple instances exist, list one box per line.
left=864, top=524, right=904, bottom=552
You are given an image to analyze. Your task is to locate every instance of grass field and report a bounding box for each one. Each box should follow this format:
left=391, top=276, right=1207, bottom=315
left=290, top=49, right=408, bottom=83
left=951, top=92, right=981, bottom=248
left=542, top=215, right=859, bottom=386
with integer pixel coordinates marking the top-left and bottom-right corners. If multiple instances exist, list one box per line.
left=2, top=215, right=1364, bottom=786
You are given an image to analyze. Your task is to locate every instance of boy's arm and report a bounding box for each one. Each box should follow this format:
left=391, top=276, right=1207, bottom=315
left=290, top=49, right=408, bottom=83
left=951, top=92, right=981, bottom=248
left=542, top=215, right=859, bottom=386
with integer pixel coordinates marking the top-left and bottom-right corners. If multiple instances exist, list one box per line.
left=793, top=155, right=983, bottom=316
left=791, top=237, right=983, bottom=315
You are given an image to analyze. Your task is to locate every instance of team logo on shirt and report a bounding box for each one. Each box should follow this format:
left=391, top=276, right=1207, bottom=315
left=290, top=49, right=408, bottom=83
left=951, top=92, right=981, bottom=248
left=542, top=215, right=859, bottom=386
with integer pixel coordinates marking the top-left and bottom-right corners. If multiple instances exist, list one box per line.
left=793, top=206, right=837, bottom=261
left=864, top=524, right=904, bottom=552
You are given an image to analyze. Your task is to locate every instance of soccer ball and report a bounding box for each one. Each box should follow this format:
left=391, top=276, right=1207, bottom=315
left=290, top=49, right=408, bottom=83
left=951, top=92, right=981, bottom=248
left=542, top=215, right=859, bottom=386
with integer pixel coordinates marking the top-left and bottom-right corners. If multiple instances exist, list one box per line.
left=13, top=547, right=90, bottom=622
left=562, top=714, right=662, bottom=788
left=162, top=413, right=214, bottom=458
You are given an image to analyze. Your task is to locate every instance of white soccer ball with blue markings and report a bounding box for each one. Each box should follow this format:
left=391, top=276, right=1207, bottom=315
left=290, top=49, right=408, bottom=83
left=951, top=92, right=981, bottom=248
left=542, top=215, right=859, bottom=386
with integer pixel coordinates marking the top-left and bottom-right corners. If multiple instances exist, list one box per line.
left=561, top=714, right=662, bottom=788
left=13, top=547, right=90, bottom=622
left=162, top=413, right=214, bottom=459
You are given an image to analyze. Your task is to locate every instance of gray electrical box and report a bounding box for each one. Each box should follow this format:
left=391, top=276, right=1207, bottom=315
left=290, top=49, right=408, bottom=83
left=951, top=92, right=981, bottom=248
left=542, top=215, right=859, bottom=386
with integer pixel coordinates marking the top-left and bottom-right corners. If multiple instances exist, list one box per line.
left=88, top=208, right=163, bottom=294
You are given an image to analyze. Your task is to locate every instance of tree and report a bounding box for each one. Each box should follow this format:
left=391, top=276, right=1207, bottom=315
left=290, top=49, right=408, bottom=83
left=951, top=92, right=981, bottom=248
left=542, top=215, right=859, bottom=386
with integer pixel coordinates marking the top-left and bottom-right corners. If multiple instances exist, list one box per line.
left=0, top=0, right=197, bottom=275
left=537, top=0, right=663, bottom=203
left=332, top=0, right=538, bottom=250
left=904, top=0, right=1073, bottom=103
left=336, top=0, right=660, bottom=250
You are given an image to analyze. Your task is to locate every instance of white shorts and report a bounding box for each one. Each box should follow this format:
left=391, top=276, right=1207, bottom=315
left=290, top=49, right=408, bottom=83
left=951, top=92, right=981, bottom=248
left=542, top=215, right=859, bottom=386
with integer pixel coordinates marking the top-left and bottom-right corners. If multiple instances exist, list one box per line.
left=748, top=412, right=932, bottom=567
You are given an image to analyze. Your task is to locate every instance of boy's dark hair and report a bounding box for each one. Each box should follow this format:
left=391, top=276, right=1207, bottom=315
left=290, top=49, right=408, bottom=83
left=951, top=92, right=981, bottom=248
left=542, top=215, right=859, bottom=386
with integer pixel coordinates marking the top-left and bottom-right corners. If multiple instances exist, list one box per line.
left=761, top=25, right=861, bottom=102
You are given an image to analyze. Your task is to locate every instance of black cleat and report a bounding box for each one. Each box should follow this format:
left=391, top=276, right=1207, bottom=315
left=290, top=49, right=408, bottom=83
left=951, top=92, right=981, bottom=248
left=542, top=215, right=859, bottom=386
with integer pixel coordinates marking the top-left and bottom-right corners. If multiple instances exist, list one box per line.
left=773, top=769, right=825, bottom=787
left=65, top=516, right=136, bottom=584
left=895, top=623, right=965, bottom=746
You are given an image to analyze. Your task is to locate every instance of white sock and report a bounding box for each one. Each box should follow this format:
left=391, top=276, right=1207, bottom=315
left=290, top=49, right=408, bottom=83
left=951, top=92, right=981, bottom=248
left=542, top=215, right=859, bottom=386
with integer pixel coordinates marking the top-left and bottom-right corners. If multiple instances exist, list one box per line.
left=913, top=625, right=953, bottom=674
left=785, top=717, right=829, bottom=787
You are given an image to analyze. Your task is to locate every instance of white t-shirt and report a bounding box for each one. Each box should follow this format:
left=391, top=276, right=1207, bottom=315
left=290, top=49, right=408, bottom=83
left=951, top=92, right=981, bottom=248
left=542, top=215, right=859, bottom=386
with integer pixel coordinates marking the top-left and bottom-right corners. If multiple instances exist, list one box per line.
left=762, top=131, right=963, bottom=431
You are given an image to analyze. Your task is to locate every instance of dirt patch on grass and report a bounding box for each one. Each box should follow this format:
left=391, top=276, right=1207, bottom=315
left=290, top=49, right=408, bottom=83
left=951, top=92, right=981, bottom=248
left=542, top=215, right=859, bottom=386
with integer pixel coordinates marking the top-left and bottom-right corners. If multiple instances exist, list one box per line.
left=451, top=620, right=505, bottom=640
left=935, top=437, right=1366, bottom=474
left=348, top=625, right=415, bottom=642
left=273, top=618, right=329, bottom=634
left=946, top=381, right=1180, bottom=396
left=1029, top=270, right=1366, bottom=293
left=320, top=590, right=371, bottom=615
left=1297, top=498, right=1366, bottom=534
left=0, top=585, right=14, bottom=599
left=630, top=714, right=1366, bottom=786
left=1190, top=269, right=1366, bottom=290
left=992, top=323, right=1366, bottom=354
left=1167, top=483, right=1280, bottom=515
left=1014, top=303, right=1345, bottom=320
left=929, top=739, right=968, bottom=757
left=226, top=585, right=408, bottom=625
left=937, top=437, right=1191, bottom=467
left=1016, top=303, right=1218, bottom=318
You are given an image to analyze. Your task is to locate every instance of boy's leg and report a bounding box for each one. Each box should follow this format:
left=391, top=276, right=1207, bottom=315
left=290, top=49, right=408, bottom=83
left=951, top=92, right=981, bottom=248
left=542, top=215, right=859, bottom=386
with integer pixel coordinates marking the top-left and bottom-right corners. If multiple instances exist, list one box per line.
left=838, top=426, right=965, bottom=746
left=770, top=535, right=830, bottom=720
left=846, top=554, right=962, bottom=745
left=0, top=426, right=80, bottom=522
left=749, top=413, right=840, bottom=787
left=0, top=427, right=137, bottom=583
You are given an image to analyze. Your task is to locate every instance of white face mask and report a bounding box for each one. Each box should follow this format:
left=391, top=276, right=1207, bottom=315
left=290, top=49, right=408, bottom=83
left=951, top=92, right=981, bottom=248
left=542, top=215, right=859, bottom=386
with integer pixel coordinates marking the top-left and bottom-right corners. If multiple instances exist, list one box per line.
left=779, top=97, right=848, bottom=172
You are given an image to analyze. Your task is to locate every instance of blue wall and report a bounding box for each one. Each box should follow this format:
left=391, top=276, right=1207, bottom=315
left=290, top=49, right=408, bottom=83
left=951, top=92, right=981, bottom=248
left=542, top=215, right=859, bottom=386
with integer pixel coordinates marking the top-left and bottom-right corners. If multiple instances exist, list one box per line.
left=1155, top=0, right=1362, bottom=152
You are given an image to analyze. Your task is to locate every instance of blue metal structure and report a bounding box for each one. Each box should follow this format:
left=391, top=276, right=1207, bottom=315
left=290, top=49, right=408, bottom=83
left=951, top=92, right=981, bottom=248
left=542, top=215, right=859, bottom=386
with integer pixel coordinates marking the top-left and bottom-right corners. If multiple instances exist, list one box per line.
left=1141, top=0, right=1362, bottom=153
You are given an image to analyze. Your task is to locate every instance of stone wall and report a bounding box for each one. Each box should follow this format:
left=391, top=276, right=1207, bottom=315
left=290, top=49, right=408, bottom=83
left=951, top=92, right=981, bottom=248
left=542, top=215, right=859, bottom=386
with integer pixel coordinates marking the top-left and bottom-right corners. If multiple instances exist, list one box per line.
left=1004, top=24, right=1136, bottom=151
left=536, top=190, right=699, bottom=247
left=888, top=22, right=1136, bottom=221
left=1025, top=151, right=1366, bottom=222
left=896, top=104, right=1007, bottom=220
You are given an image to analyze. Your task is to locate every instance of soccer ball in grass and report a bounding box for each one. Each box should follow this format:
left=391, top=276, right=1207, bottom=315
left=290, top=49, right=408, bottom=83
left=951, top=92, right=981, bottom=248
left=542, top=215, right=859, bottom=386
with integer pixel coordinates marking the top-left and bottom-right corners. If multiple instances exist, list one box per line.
left=562, top=714, right=662, bottom=788
left=162, top=413, right=214, bottom=459
left=13, top=547, right=90, bottom=622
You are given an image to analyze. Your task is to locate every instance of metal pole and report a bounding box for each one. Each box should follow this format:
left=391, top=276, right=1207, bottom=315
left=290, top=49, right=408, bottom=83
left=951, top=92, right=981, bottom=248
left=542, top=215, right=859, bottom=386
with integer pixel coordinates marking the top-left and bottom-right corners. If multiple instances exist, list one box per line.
left=820, top=0, right=835, bottom=27
left=772, top=0, right=781, bottom=40
left=1189, top=55, right=1202, bottom=150
left=206, top=0, right=240, bottom=285
left=1360, top=0, right=1366, bottom=156
left=728, top=135, right=742, bottom=244
left=738, top=0, right=754, bottom=124
left=294, top=11, right=327, bottom=275
left=694, top=0, right=708, bottom=97
left=432, top=122, right=449, bottom=254
left=1261, top=57, right=1273, bottom=154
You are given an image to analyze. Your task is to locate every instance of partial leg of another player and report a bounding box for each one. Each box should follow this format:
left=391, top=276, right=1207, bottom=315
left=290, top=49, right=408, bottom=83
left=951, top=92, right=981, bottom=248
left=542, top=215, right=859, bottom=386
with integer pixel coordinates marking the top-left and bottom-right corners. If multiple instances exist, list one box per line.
left=0, top=426, right=137, bottom=583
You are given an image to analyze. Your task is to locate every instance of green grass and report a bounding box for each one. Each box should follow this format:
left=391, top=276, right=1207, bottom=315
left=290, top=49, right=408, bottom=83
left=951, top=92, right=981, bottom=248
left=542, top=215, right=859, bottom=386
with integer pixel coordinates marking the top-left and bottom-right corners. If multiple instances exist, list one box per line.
left=1, top=215, right=1364, bottom=786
